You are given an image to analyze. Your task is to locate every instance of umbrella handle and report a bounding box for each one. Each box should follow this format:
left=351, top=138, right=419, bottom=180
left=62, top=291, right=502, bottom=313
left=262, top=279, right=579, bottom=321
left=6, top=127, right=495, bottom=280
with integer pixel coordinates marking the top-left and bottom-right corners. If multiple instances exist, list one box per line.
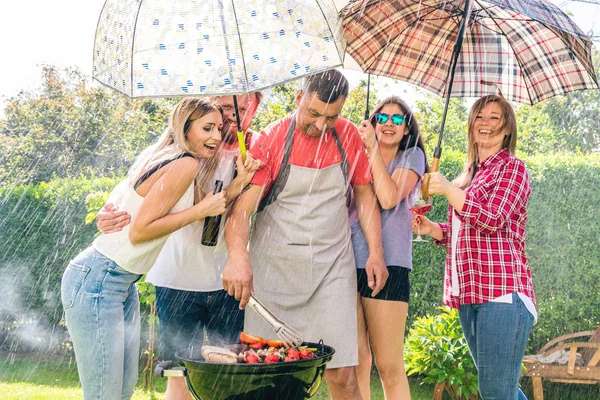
left=233, top=95, right=247, bottom=161
left=237, top=130, right=247, bottom=161
left=421, top=157, right=440, bottom=200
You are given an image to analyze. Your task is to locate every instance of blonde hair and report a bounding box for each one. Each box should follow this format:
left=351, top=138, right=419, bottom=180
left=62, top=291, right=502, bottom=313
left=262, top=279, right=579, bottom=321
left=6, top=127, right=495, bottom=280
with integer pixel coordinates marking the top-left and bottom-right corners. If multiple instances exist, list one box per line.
left=454, top=94, right=517, bottom=189
left=128, top=97, right=222, bottom=194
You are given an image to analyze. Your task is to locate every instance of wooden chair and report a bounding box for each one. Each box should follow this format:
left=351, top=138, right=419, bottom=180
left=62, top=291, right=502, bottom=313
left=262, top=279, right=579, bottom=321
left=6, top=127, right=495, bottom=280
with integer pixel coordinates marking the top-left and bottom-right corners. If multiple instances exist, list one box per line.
left=522, top=325, right=600, bottom=400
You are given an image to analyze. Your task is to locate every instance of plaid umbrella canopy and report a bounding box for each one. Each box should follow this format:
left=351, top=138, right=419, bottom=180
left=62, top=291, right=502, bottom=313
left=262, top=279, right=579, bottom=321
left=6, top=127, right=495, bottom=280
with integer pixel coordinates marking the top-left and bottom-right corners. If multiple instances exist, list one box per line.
left=93, top=0, right=344, bottom=157
left=341, top=0, right=597, bottom=104
left=340, top=0, right=599, bottom=187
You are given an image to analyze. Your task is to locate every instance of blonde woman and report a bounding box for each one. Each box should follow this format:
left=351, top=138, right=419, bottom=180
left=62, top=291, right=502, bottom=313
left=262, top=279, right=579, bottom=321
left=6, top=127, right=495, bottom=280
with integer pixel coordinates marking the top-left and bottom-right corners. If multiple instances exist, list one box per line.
left=61, top=98, right=230, bottom=400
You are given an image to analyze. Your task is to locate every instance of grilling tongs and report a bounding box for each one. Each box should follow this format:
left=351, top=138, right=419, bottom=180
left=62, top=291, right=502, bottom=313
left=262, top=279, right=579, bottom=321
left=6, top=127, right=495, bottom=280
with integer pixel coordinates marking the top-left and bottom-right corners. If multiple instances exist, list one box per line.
left=247, top=295, right=304, bottom=348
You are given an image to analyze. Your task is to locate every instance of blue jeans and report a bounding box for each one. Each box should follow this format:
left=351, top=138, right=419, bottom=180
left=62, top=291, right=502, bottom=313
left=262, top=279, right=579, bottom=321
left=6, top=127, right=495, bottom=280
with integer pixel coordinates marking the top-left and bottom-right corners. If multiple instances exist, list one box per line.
left=459, top=293, right=533, bottom=400
left=61, top=247, right=142, bottom=400
left=155, top=286, right=244, bottom=360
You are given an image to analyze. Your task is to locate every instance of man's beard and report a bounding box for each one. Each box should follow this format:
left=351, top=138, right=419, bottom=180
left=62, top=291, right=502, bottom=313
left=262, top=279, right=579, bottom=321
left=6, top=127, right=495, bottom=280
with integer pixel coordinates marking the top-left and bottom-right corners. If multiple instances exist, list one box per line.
left=303, top=124, right=325, bottom=137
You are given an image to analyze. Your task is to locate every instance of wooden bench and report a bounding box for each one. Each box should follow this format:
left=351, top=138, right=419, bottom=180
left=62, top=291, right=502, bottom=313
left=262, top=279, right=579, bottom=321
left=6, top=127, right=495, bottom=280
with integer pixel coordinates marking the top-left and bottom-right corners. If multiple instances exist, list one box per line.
left=522, top=325, right=600, bottom=400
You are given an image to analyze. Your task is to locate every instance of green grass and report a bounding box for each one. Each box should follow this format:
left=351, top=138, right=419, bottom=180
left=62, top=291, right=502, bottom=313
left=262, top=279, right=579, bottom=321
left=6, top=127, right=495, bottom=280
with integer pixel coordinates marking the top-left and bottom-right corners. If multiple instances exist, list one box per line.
left=3, top=354, right=600, bottom=399
left=0, top=354, right=435, bottom=400
left=310, top=371, right=434, bottom=400
left=0, top=355, right=166, bottom=400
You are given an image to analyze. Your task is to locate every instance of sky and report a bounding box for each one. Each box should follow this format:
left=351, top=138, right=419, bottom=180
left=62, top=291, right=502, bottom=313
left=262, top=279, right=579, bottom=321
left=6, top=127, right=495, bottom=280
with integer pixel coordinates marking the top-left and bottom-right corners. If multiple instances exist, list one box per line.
left=0, top=0, right=599, bottom=104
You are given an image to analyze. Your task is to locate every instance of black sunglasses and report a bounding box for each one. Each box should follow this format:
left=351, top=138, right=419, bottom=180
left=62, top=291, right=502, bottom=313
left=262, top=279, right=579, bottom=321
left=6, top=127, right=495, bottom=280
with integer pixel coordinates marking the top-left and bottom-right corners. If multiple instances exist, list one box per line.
left=375, top=113, right=405, bottom=125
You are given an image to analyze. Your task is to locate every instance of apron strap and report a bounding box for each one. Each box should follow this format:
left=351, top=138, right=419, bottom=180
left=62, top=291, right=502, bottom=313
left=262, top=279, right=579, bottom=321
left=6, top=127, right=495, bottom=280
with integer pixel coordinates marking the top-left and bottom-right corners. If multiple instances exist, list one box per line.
left=257, top=115, right=296, bottom=212
left=257, top=116, right=350, bottom=212
left=331, top=126, right=350, bottom=204
left=134, top=152, right=195, bottom=190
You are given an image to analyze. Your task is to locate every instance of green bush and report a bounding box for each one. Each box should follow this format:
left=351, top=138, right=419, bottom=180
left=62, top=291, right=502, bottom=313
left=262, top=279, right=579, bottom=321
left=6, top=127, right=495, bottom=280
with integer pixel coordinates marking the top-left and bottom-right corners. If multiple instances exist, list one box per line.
left=0, top=176, right=119, bottom=353
left=405, top=307, right=479, bottom=400
left=520, top=152, right=600, bottom=350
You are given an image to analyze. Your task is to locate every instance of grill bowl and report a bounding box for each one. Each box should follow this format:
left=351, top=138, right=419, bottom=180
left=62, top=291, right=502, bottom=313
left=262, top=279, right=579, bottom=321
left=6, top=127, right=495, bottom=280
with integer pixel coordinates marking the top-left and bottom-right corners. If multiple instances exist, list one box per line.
left=176, top=342, right=334, bottom=400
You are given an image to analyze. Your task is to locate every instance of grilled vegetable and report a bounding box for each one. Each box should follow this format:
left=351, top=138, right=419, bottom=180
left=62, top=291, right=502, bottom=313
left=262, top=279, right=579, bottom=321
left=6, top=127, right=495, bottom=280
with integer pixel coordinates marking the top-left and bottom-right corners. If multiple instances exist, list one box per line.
left=266, top=339, right=285, bottom=348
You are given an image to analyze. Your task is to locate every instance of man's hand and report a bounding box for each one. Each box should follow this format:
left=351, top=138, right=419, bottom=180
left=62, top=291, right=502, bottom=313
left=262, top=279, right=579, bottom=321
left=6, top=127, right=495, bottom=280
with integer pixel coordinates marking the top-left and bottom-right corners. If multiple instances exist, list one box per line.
left=234, top=151, right=262, bottom=187
left=222, top=252, right=254, bottom=309
left=96, top=203, right=131, bottom=234
left=223, top=184, right=262, bottom=309
left=365, top=251, right=388, bottom=297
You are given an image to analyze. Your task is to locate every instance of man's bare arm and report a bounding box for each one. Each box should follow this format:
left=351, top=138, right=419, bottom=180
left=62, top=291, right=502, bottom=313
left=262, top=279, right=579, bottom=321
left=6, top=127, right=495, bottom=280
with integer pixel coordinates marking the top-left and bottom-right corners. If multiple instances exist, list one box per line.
left=96, top=203, right=131, bottom=233
left=222, top=184, right=264, bottom=309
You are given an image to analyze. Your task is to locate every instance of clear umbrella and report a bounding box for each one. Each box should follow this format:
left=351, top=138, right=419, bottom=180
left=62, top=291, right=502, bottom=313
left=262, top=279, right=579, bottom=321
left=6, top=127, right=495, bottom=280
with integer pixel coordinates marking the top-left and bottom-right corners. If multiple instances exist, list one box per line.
left=93, top=0, right=346, bottom=156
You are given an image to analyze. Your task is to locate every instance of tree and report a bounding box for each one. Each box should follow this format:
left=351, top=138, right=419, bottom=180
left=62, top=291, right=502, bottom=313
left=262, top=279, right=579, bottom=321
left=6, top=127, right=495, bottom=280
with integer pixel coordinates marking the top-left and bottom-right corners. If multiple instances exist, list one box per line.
left=0, top=66, right=172, bottom=185
left=251, top=82, right=299, bottom=131
left=518, top=48, right=600, bottom=154
left=414, top=94, right=469, bottom=156
left=341, top=79, right=379, bottom=125
left=515, top=102, right=557, bottom=155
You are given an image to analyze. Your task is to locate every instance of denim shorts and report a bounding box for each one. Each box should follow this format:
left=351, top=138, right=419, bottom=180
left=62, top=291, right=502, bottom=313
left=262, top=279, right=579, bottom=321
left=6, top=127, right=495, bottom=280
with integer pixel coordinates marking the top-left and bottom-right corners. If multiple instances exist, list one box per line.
left=155, top=286, right=244, bottom=361
left=357, top=265, right=410, bottom=302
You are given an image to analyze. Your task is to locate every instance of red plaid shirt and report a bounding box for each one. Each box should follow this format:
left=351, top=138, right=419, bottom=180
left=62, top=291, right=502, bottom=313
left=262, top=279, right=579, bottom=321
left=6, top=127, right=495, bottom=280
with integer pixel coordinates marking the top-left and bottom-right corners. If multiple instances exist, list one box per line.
left=435, top=149, right=536, bottom=309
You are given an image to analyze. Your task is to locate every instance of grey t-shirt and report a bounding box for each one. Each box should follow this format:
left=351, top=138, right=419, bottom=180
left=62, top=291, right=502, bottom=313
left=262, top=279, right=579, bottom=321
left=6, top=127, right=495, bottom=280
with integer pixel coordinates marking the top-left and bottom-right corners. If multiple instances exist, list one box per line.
left=348, top=147, right=426, bottom=270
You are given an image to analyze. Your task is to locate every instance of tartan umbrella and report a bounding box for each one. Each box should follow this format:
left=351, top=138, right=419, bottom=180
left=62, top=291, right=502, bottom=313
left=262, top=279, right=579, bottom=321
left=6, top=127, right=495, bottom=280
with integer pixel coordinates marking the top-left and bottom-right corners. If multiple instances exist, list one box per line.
left=93, top=0, right=345, bottom=157
left=340, top=0, right=598, bottom=189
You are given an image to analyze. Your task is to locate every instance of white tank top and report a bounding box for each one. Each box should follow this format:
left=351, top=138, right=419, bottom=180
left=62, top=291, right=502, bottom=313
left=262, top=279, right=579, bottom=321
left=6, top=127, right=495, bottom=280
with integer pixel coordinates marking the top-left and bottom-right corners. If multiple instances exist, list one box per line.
left=146, top=148, right=237, bottom=291
left=93, top=177, right=195, bottom=274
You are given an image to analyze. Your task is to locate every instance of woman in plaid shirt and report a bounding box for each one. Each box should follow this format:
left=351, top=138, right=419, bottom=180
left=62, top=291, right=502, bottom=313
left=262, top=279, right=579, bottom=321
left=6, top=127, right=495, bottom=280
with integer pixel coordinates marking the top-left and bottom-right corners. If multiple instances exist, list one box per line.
left=412, top=94, right=536, bottom=400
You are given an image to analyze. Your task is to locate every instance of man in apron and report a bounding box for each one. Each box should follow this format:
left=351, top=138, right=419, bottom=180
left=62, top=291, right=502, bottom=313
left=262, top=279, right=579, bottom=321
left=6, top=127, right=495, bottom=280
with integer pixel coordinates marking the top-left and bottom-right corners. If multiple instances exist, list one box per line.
left=223, top=70, right=387, bottom=400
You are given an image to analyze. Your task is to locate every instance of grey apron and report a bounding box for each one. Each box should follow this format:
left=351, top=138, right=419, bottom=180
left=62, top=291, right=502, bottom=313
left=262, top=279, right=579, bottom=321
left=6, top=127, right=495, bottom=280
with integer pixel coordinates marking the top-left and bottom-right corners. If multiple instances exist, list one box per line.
left=246, top=116, right=358, bottom=368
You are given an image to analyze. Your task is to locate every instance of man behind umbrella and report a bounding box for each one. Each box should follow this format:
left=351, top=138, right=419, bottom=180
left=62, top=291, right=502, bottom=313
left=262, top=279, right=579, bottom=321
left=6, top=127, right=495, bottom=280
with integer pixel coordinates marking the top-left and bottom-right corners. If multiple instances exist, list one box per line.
left=223, top=69, right=387, bottom=399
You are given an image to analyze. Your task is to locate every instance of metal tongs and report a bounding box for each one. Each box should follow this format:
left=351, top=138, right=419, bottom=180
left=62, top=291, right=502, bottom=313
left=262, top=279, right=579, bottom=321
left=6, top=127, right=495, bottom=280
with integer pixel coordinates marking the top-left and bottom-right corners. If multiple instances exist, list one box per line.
left=247, top=295, right=304, bottom=348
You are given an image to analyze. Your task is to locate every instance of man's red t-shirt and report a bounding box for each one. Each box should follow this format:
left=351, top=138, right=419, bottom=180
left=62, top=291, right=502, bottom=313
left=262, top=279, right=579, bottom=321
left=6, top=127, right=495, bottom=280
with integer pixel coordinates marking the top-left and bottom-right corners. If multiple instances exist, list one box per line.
left=250, top=114, right=372, bottom=194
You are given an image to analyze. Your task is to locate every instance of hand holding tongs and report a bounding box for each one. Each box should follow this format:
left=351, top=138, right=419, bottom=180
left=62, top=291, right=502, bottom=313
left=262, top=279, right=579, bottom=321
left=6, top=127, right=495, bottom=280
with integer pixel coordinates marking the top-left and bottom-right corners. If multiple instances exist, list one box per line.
left=247, top=295, right=304, bottom=348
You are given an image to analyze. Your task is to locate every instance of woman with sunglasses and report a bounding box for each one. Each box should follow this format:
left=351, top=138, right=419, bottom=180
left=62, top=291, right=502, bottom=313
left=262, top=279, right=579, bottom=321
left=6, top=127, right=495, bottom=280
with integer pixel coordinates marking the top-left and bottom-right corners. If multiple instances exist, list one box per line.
left=61, top=98, right=237, bottom=400
left=350, top=96, right=428, bottom=399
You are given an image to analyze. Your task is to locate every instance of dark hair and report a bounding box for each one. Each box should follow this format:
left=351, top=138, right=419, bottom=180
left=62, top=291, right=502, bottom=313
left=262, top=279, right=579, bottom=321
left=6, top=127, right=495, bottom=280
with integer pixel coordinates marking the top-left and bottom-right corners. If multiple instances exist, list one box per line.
left=302, top=69, right=349, bottom=103
left=369, top=96, right=429, bottom=172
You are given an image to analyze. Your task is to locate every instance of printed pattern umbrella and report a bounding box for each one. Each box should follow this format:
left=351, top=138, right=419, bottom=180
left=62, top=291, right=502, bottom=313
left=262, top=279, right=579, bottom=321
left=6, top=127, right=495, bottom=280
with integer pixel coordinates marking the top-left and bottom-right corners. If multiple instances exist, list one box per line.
left=93, top=0, right=344, bottom=158
left=340, top=0, right=598, bottom=195
left=93, top=0, right=345, bottom=98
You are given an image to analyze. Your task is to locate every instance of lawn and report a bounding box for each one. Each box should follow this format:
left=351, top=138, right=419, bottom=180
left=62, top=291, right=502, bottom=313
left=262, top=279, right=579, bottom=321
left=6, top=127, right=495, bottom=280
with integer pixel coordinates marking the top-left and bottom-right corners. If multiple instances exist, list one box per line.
left=0, top=354, right=435, bottom=400
left=2, top=354, right=599, bottom=399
